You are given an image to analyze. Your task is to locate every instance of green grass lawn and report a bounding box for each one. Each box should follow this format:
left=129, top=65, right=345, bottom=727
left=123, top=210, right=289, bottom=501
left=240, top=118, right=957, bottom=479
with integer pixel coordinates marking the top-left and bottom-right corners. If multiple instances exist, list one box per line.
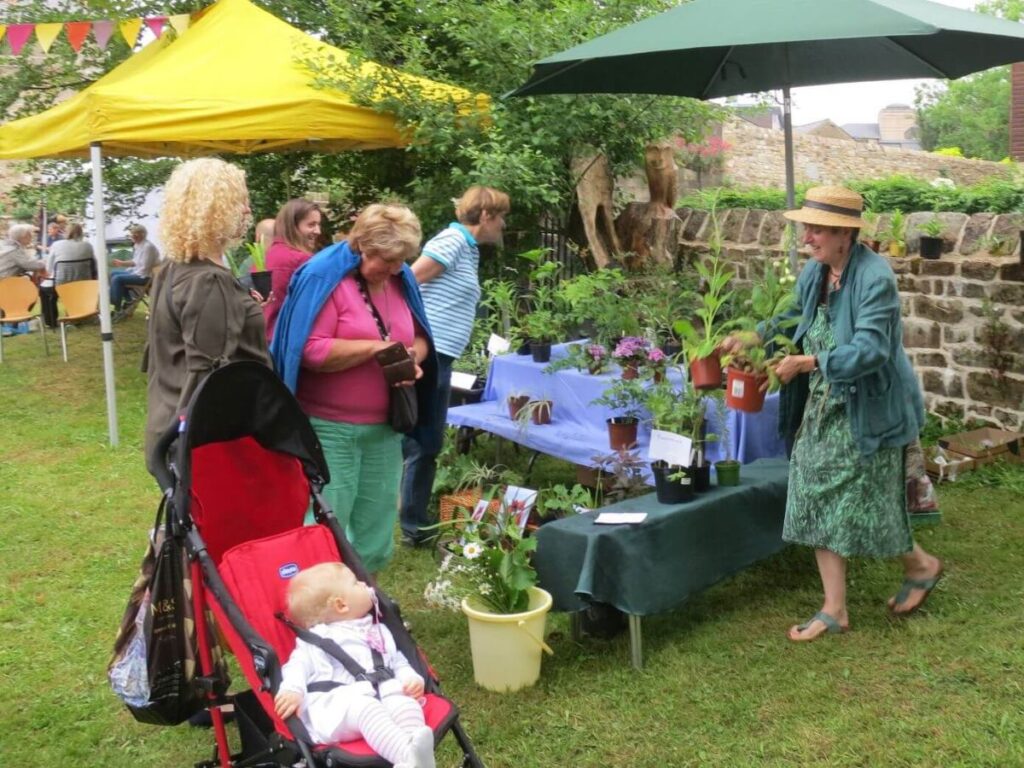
left=2, top=316, right=1022, bottom=767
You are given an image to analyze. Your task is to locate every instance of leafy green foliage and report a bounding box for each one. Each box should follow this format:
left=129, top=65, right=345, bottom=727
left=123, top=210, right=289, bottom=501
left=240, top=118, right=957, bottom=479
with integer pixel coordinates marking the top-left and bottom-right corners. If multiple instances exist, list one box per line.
left=591, top=377, right=647, bottom=420
left=537, top=483, right=595, bottom=519
left=915, top=67, right=1010, bottom=161
left=644, top=381, right=704, bottom=440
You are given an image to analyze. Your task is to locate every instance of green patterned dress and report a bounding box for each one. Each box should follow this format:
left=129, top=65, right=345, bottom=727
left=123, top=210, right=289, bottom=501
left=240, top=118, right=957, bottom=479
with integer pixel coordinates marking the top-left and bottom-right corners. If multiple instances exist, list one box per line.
left=783, top=305, right=912, bottom=558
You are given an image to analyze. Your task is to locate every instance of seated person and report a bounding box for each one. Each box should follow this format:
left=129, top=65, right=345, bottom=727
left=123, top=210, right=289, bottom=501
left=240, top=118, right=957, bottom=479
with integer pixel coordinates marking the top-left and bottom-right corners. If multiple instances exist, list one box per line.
left=47, top=222, right=96, bottom=283
left=0, top=223, right=46, bottom=279
left=275, top=562, right=435, bottom=768
left=110, top=224, right=160, bottom=311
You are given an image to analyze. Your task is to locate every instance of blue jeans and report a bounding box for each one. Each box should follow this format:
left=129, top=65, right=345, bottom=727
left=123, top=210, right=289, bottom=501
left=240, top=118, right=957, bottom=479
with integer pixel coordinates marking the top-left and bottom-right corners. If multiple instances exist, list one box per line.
left=110, top=270, right=148, bottom=310
left=400, top=352, right=454, bottom=542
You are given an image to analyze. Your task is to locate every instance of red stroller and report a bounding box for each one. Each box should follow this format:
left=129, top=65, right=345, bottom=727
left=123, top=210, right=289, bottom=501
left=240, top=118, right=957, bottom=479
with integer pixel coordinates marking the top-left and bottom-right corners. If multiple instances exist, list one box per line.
left=149, top=361, right=484, bottom=768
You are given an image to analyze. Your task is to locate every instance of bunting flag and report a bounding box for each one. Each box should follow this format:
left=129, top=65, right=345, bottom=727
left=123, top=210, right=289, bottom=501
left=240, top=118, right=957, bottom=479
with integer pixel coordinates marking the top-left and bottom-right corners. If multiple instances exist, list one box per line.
left=119, top=18, right=143, bottom=47
left=0, top=25, right=6, bottom=46
left=6, top=23, right=35, bottom=55
left=92, top=19, right=114, bottom=50
left=65, top=21, right=91, bottom=52
left=168, top=14, right=190, bottom=35
left=34, top=22, right=63, bottom=53
left=144, top=16, right=167, bottom=38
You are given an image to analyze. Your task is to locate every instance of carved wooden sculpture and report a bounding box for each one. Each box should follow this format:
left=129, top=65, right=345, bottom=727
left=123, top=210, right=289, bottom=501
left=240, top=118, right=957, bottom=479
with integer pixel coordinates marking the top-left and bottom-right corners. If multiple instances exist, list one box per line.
left=572, top=152, right=622, bottom=269
left=615, top=141, right=682, bottom=268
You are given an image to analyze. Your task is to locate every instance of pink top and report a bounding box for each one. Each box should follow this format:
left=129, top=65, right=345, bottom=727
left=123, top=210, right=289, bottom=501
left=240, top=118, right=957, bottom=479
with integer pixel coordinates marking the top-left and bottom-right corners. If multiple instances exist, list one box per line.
left=262, top=238, right=311, bottom=343
left=297, top=274, right=415, bottom=424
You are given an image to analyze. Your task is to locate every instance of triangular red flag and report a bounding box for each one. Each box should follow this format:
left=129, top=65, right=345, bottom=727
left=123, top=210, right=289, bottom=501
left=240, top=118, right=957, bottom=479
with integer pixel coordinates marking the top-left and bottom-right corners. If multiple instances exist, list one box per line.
left=65, top=21, right=91, bottom=53
left=144, top=17, right=166, bottom=39
left=6, top=23, right=35, bottom=55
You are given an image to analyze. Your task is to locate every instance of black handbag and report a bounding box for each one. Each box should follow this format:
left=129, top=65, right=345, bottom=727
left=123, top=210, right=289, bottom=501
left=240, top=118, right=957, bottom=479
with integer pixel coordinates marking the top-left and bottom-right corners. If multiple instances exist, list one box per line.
left=355, top=273, right=419, bottom=434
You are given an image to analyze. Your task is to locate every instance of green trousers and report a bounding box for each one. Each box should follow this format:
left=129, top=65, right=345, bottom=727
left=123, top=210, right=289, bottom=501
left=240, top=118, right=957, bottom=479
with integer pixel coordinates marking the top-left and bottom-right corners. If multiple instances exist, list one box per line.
left=309, top=417, right=402, bottom=574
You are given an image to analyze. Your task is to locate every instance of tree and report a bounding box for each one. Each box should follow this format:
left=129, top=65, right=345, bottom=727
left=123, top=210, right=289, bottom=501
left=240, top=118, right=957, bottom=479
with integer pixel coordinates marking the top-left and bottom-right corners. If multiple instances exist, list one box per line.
left=915, top=67, right=1011, bottom=160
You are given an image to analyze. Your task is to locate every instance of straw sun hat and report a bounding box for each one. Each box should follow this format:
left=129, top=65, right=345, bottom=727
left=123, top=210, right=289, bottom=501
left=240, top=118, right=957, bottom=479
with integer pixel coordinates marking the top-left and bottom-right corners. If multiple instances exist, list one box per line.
left=783, top=186, right=864, bottom=229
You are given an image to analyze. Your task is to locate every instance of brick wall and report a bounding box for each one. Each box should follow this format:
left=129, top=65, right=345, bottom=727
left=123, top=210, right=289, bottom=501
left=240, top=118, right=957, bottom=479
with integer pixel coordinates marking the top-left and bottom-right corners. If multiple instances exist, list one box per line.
left=676, top=206, right=1024, bottom=431
left=722, top=118, right=1010, bottom=188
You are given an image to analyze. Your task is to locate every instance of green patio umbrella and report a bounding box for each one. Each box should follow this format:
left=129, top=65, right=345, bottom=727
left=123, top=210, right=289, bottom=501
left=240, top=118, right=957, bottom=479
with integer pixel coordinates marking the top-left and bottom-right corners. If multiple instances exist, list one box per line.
left=511, top=0, right=1024, bottom=212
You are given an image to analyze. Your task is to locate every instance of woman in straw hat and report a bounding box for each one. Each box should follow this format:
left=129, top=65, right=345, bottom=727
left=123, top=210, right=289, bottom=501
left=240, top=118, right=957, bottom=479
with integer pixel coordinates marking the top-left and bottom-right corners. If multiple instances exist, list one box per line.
left=722, top=185, right=943, bottom=642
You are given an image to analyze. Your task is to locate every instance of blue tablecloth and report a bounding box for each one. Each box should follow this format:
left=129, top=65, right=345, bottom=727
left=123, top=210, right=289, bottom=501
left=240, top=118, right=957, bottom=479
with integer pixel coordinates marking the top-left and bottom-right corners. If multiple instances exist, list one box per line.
left=446, top=342, right=786, bottom=475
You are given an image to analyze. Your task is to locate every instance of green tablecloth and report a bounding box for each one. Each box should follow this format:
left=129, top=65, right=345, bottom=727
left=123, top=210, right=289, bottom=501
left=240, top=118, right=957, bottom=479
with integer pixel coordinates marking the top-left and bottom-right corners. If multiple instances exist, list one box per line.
left=534, top=458, right=790, bottom=616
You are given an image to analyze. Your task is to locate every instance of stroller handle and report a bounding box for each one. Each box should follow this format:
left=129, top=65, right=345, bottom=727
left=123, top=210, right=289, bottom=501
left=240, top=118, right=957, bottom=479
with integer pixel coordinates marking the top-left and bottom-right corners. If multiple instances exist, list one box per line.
left=151, top=416, right=183, bottom=493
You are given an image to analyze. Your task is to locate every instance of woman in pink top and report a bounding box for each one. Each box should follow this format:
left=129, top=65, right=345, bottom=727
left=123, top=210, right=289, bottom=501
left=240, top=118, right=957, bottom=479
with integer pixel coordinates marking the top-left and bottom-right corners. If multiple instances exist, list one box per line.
left=262, top=198, right=322, bottom=342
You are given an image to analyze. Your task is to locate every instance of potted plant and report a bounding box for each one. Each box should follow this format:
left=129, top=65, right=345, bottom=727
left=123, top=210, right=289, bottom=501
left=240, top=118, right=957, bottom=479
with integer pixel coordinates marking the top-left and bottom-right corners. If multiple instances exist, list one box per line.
left=644, top=346, right=668, bottom=383
left=886, top=210, right=907, bottom=257
left=519, top=249, right=566, bottom=361
left=628, top=262, right=696, bottom=355
left=674, top=206, right=738, bottom=390
left=450, top=327, right=490, bottom=407
left=515, top=398, right=554, bottom=429
left=433, top=456, right=519, bottom=531
left=522, top=310, right=562, bottom=363
left=591, top=378, right=647, bottom=450
left=644, top=381, right=707, bottom=502
left=557, top=268, right=639, bottom=348
left=723, top=257, right=798, bottom=414
left=424, top=492, right=553, bottom=692
left=588, top=448, right=649, bottom=506
left=480, top=277, right=523, bottom=349
left=919, top=215, right=944, bottom=260
left=861, top=210, right=882, bottom=252
left=534, top=483, right=595, bottom=526
left=612, top=336, right=652, bottom=380
left=711, top=395, right=740, bottom=486
left=507, top=391, right=530, bottom=421
left=245, top=240, right=271, bottom=299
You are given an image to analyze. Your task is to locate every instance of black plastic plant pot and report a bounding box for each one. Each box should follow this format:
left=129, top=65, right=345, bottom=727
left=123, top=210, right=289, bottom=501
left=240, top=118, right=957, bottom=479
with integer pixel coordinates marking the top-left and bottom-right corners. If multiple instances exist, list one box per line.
left=531, top=341, right=552, bottom=363
left=919, top=236, right=943, bottom=260
left=448, top=381, right=486, bottom=408
left=516, top=340, right=532, bottom=355
left=690, top=463, right=712, bottom=493
left=714, top=460, right=741, bottom=487
left=651, top=461, right=694, bottom=504
left=661, top=339, right=683, bottom=358
left=251, top=270, right=272, bottom=300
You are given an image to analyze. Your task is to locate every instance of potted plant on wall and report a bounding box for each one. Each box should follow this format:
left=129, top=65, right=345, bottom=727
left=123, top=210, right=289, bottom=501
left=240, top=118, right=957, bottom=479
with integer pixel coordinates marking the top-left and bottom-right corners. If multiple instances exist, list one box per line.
left=886, top=210, right=907, bottom=257
left=425, top=492, right=553, bottom=693
left=861, top=210, right=882, bottom=252
left=592, top=378, right=647, bottom=450
left=919, top=215, right=944, bottom=260
left=674, top=207, right=738, bottom=390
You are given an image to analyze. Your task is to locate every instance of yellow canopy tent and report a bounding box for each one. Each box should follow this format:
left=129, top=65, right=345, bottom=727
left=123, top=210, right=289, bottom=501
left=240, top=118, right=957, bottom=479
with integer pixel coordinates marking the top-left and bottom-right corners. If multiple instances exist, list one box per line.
left=0, top=0, right=487, bottom=445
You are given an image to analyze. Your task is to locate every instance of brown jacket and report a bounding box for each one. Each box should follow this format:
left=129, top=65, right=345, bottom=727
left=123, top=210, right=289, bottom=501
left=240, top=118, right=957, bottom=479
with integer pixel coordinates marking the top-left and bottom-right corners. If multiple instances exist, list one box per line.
left=143, top=258, right=270, bottom=474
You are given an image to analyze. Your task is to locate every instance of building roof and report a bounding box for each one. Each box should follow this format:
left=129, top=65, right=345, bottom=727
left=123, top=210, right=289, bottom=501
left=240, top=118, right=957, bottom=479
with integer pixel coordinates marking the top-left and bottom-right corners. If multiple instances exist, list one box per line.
left=842, top=122, right=882, bottom=140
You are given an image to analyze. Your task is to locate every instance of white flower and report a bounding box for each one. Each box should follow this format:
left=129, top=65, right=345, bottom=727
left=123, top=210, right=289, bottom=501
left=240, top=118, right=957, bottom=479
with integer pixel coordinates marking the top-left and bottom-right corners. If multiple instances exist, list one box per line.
left=463, top=542, right=483, bottom=559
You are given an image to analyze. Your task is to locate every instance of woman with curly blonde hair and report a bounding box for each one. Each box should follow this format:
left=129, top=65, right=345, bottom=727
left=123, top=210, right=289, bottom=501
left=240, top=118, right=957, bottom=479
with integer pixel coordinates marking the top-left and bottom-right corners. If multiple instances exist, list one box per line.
left=143, top=158, right=271, bottom=475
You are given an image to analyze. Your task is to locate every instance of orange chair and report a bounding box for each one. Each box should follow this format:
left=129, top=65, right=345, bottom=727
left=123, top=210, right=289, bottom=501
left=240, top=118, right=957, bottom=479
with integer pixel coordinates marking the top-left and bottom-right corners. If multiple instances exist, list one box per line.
left=55, top=280, right=99, bottom=362
left=0, top=276, right=49, bottom=363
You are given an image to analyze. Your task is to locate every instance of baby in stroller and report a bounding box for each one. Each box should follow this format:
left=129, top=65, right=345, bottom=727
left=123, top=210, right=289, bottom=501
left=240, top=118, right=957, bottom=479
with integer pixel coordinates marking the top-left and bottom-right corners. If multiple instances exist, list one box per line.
left=275, top=562, right=436, bottom=768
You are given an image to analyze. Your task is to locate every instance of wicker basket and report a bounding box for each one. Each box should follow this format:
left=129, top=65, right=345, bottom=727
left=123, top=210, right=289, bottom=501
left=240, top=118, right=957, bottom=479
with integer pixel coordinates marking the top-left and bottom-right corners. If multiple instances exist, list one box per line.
left=439, top=489, right=500, bottom=525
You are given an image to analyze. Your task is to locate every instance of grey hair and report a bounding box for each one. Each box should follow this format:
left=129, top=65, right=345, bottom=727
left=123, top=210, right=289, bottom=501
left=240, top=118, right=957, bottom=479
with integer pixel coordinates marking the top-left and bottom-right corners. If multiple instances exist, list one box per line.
left=8, top=223, right=36, bottom=243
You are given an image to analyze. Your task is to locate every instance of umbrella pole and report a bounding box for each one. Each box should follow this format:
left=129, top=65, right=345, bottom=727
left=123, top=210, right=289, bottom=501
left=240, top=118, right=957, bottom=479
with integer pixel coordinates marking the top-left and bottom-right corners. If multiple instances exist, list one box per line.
left=782, top=85, right=798, bottom=272
left=90, top=142, right=119, bottom=447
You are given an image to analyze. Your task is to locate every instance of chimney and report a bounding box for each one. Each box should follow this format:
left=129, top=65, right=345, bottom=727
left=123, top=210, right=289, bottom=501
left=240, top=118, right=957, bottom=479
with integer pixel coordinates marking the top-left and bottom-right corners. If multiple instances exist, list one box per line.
left=1011, top=63, right=1024, bottom=160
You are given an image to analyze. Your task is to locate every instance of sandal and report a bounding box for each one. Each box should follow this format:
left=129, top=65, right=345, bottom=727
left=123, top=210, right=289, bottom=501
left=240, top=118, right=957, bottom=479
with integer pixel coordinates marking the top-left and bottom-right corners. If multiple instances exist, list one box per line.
left=889, top=563, right=944, bottom=616
left=788, top=610, right=848, bottom=642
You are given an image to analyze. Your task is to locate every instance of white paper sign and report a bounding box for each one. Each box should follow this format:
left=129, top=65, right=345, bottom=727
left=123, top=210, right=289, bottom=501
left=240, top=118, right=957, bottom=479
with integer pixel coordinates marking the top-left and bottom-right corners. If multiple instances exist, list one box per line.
left=450, top=371, right=478, bottom=391
left=648, top=429, right=693, bottom=468
left=503, top=485, right=538, bottom=533
left=594, top=512, right=648, bottom=525
left=487, top=333, right=511, bottom=356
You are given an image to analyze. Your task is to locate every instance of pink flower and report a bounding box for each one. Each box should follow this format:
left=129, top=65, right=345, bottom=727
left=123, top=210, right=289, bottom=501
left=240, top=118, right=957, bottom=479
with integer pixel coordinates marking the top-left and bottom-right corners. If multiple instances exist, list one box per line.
left=647, top=347, right=666, bottom=364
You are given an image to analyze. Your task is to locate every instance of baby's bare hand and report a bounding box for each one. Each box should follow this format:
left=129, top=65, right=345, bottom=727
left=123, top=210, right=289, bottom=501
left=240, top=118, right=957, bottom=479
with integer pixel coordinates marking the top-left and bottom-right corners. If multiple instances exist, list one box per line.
left=403, top=678, right=424, bottom=698
left=274, top=691, right=302, bottom=720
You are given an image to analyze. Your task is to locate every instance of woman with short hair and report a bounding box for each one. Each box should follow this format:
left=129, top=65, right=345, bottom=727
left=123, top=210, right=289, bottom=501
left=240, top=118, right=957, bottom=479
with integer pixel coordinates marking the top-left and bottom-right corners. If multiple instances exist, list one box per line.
left=262, top=198, right=323, bottom=342
left=272, top=203, right=436, bottom=574
left=143, top=158, right=270, bottom=476
left=0, top=223, right=45, bottom=279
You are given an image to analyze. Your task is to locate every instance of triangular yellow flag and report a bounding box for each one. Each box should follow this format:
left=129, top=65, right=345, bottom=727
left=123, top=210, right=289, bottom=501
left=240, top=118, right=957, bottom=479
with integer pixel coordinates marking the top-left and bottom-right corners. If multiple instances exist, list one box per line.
left=168, top=14, right=190, bottom=35
left=35, top=22, right=63, bottom=53
left=119, top=17, right=143, bottom=47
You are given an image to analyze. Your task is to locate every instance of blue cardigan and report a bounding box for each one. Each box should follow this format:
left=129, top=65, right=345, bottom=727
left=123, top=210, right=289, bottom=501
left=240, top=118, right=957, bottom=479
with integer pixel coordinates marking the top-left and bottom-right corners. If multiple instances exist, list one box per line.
left=270, top=241, right=439, bottom=444
left=774, top=243, right=924, bottom=457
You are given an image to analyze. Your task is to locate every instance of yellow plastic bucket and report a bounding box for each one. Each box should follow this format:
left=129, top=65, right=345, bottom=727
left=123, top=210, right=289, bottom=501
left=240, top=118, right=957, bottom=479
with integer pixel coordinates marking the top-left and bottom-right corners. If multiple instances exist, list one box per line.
left=461, top=587, right=553, bottom=692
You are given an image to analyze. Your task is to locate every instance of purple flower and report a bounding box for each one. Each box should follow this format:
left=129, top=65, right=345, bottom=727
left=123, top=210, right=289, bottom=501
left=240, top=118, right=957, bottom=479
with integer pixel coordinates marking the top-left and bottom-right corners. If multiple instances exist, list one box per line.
left=647, top=347, right=666, bottom=364
left=613, top=336, right=650, bottom=361
left=586, top=344, right=606, bottom=360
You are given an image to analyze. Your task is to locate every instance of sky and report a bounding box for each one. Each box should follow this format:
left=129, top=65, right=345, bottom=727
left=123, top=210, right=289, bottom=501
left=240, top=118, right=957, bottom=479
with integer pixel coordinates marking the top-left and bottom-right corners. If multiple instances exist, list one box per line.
left=739, top=0, right=987, bottom=127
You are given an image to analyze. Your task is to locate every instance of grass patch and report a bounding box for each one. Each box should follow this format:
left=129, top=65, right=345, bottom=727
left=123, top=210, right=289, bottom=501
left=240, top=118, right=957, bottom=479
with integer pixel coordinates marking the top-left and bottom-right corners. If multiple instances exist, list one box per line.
left=2, top=316, right=1023, bottom=766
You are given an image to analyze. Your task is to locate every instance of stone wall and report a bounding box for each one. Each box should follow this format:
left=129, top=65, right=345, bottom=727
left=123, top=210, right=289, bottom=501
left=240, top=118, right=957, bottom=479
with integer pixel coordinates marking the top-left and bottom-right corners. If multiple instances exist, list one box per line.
left=676, top=206, right=1024, bottom=431
left=722, top=118, right=1010, bottom=188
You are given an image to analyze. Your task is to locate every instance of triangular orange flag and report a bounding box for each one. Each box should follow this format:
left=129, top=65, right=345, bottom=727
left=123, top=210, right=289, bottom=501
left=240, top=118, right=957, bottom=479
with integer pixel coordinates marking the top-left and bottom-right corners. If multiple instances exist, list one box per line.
left=168, top=14, right=190, bottom=35
left=119, top=18, right=143, bottom=47
left=35, top=22, right=63, bottom=53
left=65, top=21, right=91, bottom=53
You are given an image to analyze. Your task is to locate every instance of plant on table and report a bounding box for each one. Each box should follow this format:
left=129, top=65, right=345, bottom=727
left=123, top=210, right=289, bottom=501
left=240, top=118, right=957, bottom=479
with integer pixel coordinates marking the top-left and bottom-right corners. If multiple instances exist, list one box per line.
left=541, top=341, right=609, bottom=376
left=592, top=377, right=647, bottom=450
left=589, top=448, right=649, bottom=506
left=557, top=268, right=639, bottom=347
left=514, top=396, right=554, bottom=431
left=480, top=277, right=525, bottom=350
left=673, top=200, right=739, bottom=389
left=627, top=262, right=697, bottom=350
left=519, top=249, right=566, bottom=345
left=425, top=487, right=539, bottom=614
left=535, top=483, right=595, bottom=524
left=643, top=346, right=668, bottom=382
left=612, top=336, right=652, bottom=379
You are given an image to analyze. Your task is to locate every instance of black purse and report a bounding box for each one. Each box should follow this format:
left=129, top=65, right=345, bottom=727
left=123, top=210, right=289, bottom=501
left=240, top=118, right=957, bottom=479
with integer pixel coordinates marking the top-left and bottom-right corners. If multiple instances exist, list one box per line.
left=355, top=273, right=418, bottom=434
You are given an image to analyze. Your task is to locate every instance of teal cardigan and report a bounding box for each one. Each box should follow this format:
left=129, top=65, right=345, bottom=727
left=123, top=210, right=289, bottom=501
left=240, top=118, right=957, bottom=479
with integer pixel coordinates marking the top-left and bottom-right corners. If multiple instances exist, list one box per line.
left=773, top=243, right=924, bottom=457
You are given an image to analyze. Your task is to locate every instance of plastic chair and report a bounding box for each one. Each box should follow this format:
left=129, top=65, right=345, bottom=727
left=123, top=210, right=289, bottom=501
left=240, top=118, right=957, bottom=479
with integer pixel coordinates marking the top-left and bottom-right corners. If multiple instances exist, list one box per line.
left=0, top=276, right=48, bottom=363
left=55, top=279, right=99, bottom=362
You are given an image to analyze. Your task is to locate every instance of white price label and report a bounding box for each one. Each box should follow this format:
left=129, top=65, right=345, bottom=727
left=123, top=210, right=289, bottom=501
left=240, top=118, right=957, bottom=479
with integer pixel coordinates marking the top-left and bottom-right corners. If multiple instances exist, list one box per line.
left=649, top=429, right=693, bottom=468
left=450, top=371, right=478, bottom=391
left=487, top=333, right=511, bottom=355
left=730, top=378, right=745, bottom=398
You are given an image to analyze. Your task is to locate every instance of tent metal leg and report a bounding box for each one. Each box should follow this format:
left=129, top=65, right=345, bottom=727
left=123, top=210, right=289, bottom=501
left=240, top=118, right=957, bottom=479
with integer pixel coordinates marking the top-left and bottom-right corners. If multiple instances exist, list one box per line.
left=90, top=142, right=119, bottom=446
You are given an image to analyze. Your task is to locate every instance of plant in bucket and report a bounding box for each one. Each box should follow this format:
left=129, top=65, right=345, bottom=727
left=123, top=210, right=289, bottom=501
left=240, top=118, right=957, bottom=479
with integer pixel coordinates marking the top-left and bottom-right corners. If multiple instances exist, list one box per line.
left=723, top=256, right=799, bottom=413
left=592, top=377, right=647, bottom=450
left=425, top=489, right=553, bottom=692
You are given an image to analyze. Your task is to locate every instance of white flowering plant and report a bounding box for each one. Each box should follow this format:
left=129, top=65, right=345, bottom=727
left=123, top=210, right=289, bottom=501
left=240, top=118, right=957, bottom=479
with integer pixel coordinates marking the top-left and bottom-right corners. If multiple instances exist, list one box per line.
left=424, top=491, right=539, bottom=615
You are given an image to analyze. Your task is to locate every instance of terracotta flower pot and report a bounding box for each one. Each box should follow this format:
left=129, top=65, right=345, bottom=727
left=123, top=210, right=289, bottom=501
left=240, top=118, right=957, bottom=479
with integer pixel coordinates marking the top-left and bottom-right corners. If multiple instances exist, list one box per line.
left=508, top=395, right=530, bottom=421
left=725, top=367, right=767, bottom=413
left=606, top=416, right=638, bottom=450
left=621, top=363, right=639, bottom=380
left=530, top=400, right=553, bottom=425
left=689, top=355, right=722, bottom=390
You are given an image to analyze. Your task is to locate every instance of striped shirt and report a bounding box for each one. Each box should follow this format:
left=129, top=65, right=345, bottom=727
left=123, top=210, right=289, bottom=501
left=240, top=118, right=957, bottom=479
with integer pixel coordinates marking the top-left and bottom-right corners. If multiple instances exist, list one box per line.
left=418, top=223, right=481, bottom=358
